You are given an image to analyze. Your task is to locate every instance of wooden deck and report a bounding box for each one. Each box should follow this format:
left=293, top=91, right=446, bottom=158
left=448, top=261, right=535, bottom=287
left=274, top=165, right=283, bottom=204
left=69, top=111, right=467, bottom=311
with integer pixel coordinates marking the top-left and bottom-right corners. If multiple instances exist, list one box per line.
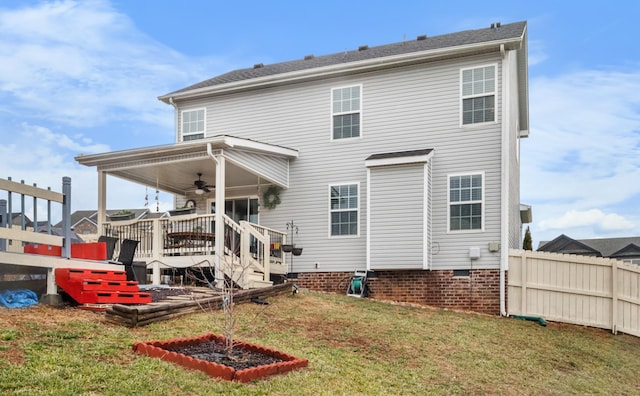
left=105, top=282, right=292, bottom=327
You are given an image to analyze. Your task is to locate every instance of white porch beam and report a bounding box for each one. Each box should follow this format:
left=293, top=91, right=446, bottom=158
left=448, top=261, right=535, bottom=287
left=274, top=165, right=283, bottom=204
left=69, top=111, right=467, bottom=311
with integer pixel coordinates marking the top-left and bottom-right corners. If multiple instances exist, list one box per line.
left=214, top=153, right=226, bottom=285
left=97, top=171, right=107, bottom=232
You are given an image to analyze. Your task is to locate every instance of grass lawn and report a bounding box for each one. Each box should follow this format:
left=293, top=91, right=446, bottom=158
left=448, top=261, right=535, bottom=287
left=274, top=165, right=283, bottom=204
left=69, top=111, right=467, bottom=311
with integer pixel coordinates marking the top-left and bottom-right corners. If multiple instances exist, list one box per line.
left=1, top=291, right=640, bottom=395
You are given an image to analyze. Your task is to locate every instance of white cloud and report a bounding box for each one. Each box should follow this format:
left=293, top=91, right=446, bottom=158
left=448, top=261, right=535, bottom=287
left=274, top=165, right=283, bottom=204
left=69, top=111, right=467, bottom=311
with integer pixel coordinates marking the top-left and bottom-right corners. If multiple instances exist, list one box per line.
left=523, top=67, right=640, bottom=244
left=539, top=209, right=635, bottom=231
left=527, top=39, right=548, bottom=66
left=0, top=0, right=229, bottom=216
left=0, top=0, right=219, bottom=129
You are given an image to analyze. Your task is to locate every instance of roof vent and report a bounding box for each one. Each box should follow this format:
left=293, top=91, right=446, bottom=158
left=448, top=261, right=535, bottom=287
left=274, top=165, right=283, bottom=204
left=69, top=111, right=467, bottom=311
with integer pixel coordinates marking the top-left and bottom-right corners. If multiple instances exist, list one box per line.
left=358, top=45, right=368, bottom=51
left=416, top=34, right=427, bottom=41
left=253, top=63, right=264, bottom=69
left=491, top=22, right=501, bottom=29
left=304, top=54, right=314, bottom=60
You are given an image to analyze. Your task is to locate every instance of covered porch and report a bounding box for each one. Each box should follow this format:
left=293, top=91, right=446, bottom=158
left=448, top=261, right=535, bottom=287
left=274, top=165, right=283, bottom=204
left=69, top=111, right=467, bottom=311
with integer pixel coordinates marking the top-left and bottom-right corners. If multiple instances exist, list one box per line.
left=76, top=135, right=299, bottom=288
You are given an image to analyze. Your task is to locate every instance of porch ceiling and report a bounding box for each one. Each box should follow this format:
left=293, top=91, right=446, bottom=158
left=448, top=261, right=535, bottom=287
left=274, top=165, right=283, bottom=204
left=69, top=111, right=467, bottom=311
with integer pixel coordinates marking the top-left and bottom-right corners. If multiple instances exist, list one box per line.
left=76, top=135, right=298, bottom=195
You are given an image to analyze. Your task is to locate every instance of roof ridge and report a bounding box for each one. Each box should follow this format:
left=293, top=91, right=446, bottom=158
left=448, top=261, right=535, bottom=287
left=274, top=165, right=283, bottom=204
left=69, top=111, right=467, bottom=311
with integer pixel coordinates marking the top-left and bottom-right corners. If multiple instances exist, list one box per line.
left=163, top=21, right=526, bottom=98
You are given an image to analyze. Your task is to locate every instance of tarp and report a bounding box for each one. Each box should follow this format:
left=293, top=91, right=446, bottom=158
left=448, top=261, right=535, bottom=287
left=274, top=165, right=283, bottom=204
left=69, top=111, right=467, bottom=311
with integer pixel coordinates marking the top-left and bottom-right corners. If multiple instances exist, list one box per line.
left=0, top=289, right=38, bottom=308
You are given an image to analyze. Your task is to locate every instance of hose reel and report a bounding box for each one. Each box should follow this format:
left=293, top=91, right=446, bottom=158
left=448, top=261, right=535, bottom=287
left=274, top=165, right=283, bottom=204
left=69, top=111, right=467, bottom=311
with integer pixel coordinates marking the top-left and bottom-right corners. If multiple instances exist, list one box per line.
left=347, top=270, right=368, bottom=298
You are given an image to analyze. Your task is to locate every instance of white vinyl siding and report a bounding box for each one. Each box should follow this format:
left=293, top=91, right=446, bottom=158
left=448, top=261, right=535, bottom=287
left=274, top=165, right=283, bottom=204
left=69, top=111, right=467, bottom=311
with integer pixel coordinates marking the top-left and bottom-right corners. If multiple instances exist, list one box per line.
left=461, top=65, right=496, bottom=125
left=368, top=163, right=426, bottom=270
left=181, top=108, right=205, bottom=141
left=448, top=173, right=484, bottom=232
left=224, top=150, right=290, bottom=188
left=329, top=183, right=359, bottom=237
left=332, top=85, right=361, bottom=139
left=180, top=52, right=504, bottom=271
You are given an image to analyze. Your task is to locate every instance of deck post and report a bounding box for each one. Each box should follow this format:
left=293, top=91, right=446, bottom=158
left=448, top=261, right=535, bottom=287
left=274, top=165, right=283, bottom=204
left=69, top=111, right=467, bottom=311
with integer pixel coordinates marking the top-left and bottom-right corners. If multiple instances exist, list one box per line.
left=151, top=218, right=162, bottom=284
left=0, top=199, right=6, bottom=251
left=61, top=176, right=72, bottom=258
left=214, top=154, right=226, bottom=287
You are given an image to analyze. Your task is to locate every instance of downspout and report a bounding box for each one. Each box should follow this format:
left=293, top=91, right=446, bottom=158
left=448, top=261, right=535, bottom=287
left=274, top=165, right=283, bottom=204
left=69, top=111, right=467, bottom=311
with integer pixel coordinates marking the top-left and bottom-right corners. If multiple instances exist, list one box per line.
left=499, top=44, right=509, bottom=317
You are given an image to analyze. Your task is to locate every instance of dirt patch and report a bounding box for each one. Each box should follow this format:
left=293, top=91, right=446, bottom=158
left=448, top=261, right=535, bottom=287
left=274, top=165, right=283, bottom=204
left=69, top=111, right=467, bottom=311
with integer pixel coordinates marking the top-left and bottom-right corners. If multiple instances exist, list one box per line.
left=145, top=287, right=194, bottom=302
left=165, top=339, right=283, bottom=371
left=0, top=345, right=24, bottom=365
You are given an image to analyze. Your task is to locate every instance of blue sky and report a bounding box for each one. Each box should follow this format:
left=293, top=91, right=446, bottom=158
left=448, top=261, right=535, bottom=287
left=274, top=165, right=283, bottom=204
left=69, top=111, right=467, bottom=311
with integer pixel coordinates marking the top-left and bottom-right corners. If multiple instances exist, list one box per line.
left=1, top=0, right=639, bottom=247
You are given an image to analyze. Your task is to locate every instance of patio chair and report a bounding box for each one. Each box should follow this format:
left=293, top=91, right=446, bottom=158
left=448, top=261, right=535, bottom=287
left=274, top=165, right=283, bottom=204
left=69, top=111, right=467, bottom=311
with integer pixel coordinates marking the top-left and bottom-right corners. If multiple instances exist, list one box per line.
left=110, top=239, right=140, bottom=282
left=98, top=235, right=118, bottom=261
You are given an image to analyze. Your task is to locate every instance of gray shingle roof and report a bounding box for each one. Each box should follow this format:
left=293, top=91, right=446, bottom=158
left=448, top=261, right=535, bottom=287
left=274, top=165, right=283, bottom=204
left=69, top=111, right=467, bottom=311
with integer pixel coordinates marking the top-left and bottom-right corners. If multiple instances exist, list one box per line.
left=539, top=234, right=640, bottom=258
left=165, top=21, right=526, bottom=97
left=366, top=149, right=434, bottom=161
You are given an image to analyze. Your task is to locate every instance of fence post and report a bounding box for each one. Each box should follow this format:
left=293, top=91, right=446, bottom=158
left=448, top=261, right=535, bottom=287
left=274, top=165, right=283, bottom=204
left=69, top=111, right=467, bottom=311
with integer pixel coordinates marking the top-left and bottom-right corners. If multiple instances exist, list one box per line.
left=611, top=259, right=618, bottom=334
left=521, top=249, right=528, bottom=315
left=61, top=176, right=72, bottom=259
left=0, top=199, right=6, bottom=251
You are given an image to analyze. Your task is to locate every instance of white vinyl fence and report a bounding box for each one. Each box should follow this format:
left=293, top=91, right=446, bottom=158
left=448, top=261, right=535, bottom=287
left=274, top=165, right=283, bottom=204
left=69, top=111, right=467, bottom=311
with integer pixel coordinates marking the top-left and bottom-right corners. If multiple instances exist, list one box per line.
left=508, top=249, right=640, bottom=337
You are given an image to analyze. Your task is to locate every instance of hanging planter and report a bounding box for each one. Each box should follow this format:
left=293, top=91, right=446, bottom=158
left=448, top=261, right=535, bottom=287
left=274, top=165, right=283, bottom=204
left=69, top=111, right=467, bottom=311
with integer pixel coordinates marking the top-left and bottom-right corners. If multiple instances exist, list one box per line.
left=292, top=247, right=303, bottom=256
left=281, top=244, right=293, bottom=253
left=262, top=186, right=281, bottom=210
left=108, top=211, right=134, bottom=221
left=169, top=207, right=196, bottom=216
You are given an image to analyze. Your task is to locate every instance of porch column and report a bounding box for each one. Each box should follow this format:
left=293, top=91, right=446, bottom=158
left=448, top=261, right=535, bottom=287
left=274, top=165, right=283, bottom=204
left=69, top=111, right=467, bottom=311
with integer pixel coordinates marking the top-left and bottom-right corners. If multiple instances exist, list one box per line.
left=97, top=170, right=107, bottom=233
left=214, top=154, right=226, bottom=286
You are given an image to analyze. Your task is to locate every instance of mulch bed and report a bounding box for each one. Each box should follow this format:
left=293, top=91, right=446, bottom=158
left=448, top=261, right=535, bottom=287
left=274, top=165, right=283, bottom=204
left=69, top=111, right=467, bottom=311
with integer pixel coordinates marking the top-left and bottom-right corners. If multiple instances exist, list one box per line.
left=165, top=339, right=282, bottom=371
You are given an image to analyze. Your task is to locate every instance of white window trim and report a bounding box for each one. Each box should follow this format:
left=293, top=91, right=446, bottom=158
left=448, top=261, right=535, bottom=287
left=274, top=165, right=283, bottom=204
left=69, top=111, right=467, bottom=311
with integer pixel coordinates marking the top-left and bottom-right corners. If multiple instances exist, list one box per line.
left=181, top=108, right=206, bottom=141
left=328, top=182, right=360, bottom=238
left=459, top=63, right=498, bottom=127
left=446, top=171, right=485, bottom=233
left=330, top=84, right=363, bottom=141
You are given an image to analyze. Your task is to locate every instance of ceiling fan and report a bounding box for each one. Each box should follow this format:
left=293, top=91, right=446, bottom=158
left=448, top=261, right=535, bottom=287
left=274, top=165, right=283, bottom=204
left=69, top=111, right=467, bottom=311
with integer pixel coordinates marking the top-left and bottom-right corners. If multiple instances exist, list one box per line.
left=193, top=173, right=214, bottom=195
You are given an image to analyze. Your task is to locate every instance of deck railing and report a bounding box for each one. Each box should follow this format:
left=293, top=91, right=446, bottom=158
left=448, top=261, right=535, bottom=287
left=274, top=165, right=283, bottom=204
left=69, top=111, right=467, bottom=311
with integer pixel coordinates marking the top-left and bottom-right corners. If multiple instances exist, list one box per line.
left=0, top=176, right=72, bottom=256
left=101, top=213, right=287, bottom=285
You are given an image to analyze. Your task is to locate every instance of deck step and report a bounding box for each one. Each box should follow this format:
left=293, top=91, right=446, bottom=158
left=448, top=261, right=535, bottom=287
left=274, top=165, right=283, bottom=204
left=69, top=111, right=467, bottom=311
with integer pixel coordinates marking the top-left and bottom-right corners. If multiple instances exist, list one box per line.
left=55, top=268, right=151, bottom=305
left=59, top=268, right=127, bottom=281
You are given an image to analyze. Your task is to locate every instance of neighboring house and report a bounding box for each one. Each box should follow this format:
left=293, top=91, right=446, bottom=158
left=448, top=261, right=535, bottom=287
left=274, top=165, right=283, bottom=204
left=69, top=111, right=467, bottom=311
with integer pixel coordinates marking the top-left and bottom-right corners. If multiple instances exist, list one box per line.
left=77, top=21, right=531, bottom=315
left=538, top=234, right=640, bottom=265
left=58, top=209, right=154, bottom=241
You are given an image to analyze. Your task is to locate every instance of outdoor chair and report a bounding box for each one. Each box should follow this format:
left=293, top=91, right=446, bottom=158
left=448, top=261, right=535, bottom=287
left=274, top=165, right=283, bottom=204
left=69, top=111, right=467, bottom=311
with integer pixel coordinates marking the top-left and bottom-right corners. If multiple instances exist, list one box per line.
left=98, top=235, right=118, bottom=261
left=110, top=239, right=140, bottom=282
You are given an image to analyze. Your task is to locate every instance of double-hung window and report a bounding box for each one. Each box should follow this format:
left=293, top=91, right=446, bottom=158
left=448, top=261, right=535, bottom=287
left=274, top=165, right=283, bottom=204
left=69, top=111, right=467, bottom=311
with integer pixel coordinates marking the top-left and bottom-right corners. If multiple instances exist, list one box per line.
left=332, top=85, right=361, bottom=139
left=330, top=183, right=359, bottom=236
left=181, top=108, right=205, bottom=141
left=448, top=173, right=483, bottom=231
left=461, top=65, right=495, bottom=125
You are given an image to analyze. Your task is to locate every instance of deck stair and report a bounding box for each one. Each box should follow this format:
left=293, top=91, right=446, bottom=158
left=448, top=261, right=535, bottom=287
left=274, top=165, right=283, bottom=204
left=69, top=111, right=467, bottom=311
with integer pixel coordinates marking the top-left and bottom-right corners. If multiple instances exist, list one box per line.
left=54, top=268, right=151, bottom=305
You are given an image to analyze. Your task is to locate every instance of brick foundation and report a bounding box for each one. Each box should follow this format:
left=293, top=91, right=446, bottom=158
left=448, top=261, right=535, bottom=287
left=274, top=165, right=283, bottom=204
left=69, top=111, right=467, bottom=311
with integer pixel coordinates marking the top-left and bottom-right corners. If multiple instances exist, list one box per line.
left=291, top=269, right=503, bottom=315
